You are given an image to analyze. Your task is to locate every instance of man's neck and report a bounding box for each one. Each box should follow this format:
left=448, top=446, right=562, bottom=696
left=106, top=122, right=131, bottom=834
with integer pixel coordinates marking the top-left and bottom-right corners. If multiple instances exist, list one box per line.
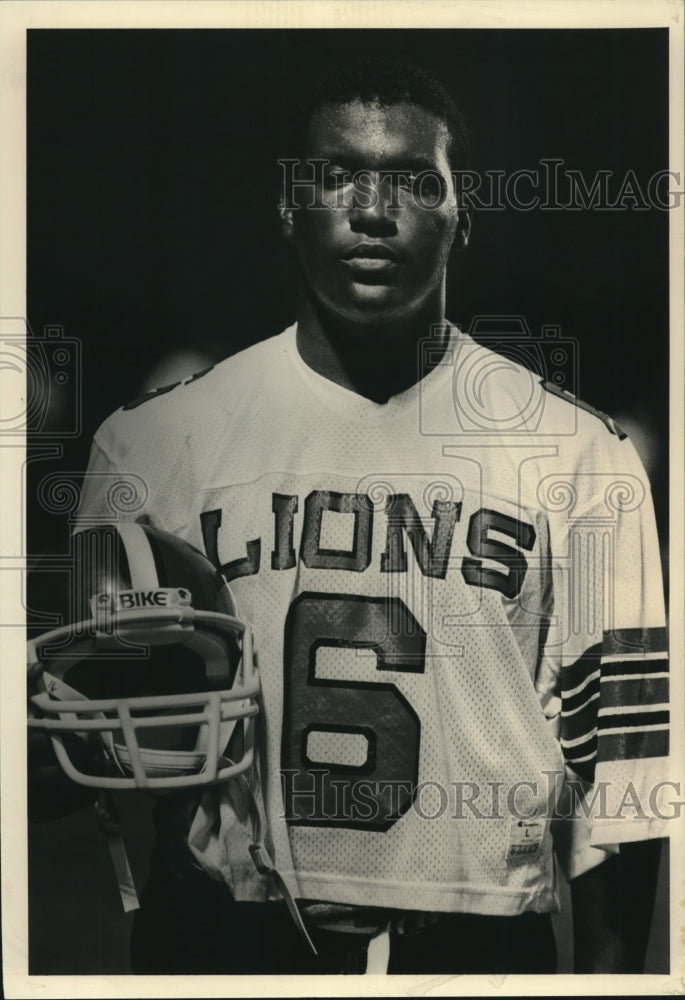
left=295, top=292, right=451, bottom=404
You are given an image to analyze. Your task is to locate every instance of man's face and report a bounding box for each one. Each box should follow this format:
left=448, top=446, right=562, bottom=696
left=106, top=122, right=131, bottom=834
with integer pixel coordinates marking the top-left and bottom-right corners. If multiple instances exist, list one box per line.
left=285, top=100, right=460, bottom=328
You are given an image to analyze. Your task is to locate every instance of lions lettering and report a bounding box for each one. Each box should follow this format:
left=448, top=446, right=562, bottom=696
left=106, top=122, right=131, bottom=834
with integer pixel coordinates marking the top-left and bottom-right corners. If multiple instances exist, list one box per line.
left=201, top=490, right=536, bottom=599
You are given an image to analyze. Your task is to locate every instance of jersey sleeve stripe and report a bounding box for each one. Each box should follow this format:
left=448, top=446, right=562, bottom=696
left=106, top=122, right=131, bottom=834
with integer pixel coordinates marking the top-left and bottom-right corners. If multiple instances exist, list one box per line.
left=561, top=643, right=602, bottom=692
left=602, top=626, right=668, bottom=658
left=602, top=671, right=668, bottom=683
left=602, top=651, right=668, bottom=664
left=561, top=733, right=597, bottom=782
left=600, top=676, right=668, bottom=708
left=561, top=729, right=597, bottom=750
left=561, top=705, right=600, bottom=743
left=601, top=657, right=668, bottom=677
left=558, top=638, right=667, bottom=783
left=564, top=748, right=596, bottom=764
left=563, top=670, right=600, bottom=701
left=598, top=708, right=669, bottom=728
left=562, top=678, right=600, bottom=714
left=598, top=729, right=668, bottom=762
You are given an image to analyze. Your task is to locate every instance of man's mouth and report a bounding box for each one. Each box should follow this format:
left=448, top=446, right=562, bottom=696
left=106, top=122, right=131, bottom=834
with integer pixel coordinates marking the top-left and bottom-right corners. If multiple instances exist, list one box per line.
left=341, top=243, right=400, bottom=273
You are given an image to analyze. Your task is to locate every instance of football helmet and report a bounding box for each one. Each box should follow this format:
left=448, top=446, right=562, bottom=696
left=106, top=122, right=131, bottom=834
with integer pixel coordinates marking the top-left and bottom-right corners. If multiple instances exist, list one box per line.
left=27, top=522, right=259, bottom=790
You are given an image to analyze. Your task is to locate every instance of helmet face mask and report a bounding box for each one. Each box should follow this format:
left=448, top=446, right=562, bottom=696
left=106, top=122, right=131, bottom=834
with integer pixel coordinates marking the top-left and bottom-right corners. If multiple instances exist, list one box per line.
left=27, top=524, right=259, bottom=791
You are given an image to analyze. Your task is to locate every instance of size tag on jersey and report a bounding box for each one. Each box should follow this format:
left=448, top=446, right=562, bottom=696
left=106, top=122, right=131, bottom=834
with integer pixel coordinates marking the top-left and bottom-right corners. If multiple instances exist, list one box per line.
left=505, top=815, right=546, bottom=862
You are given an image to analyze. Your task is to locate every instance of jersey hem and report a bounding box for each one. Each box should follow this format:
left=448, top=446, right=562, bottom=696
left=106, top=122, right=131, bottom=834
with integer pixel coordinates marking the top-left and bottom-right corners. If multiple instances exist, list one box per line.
left=288, top=874, right=559, bottom=916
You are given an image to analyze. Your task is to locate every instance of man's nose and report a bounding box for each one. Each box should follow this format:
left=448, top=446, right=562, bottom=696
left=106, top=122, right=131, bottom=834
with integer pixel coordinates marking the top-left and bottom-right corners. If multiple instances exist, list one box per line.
left=349, top=172, right=398, bottom=235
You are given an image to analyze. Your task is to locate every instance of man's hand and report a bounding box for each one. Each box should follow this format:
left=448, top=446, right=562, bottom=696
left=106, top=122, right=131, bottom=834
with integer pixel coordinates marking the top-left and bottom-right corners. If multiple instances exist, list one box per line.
left=570, top=838, right=663, bottom=973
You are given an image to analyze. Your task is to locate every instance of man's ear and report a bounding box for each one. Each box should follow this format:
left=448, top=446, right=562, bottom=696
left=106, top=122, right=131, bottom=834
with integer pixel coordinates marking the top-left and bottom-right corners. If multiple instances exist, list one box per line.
left=279, top=203, right=295, bottom=243
left=453, top=206, right=471, bottom=250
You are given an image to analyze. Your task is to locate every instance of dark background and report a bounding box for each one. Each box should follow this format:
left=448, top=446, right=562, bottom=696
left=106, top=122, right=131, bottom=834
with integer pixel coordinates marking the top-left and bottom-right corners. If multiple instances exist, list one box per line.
left=26, top=28, right=670, bottom=974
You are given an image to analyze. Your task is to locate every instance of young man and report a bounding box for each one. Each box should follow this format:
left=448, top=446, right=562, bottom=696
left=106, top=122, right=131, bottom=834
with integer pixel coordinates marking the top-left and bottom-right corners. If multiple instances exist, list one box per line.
left=36, top=59, right=668, bottom=975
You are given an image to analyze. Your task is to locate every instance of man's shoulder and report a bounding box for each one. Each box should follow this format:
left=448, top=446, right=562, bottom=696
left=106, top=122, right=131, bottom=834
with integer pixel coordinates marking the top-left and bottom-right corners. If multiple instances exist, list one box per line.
left=536, top=380, right=629, bottom=447
left=119, top=328, right=292, bottom=418
left=455, top=331, right=629, bottom=450
left=94, top=328, right=294, bottom=454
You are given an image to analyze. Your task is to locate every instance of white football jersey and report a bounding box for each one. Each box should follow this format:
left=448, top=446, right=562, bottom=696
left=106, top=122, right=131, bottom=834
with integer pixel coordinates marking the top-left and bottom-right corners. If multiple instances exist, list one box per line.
left=77, top=324, right=669, bottom=916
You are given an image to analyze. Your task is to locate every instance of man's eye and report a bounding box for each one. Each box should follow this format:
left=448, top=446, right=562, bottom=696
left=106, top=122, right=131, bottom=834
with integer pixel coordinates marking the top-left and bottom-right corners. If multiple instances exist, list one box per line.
left=322, top=169, right=352, bottom=189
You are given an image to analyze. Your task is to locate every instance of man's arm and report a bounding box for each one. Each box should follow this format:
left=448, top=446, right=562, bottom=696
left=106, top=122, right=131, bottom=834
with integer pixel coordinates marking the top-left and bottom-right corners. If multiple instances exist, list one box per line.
left=570, top=838, right=663, bottom=973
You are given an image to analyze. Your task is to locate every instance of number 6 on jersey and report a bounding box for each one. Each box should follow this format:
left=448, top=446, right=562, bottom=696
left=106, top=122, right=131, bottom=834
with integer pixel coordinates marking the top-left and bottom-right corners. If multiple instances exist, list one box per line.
left=281, top=593, right=426, bottom=831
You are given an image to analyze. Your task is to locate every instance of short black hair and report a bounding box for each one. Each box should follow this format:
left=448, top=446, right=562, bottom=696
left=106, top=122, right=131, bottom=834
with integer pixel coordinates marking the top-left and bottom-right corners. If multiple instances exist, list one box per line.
left=289, top=56, right=470, bottom=172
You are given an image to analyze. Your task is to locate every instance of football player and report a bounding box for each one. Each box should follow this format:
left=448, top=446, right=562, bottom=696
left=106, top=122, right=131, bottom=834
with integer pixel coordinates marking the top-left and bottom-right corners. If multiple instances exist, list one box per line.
left=30, top=57, right=669, bottom=975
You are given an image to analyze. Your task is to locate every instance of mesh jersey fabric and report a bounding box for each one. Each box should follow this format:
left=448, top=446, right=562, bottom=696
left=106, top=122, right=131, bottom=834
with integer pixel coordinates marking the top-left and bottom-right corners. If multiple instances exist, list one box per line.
left=76, top=323, right=669, bottom=915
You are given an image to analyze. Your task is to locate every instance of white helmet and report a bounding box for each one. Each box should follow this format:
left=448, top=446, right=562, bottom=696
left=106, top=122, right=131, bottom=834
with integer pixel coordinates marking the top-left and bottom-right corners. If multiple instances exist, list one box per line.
left=27, top=522, right=259, bottom=791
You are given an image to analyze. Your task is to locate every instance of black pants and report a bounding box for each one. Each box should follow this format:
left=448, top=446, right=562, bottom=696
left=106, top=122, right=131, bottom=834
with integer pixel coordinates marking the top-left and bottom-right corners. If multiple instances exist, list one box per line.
left=131, top=866, right=557, bottom=975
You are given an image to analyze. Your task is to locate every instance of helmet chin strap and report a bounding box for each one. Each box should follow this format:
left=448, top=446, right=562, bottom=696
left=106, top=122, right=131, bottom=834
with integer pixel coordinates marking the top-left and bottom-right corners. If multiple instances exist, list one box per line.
left=93, top=792, right=140, bottom=913
left=38, top=671, right=140, bottom=910
left=36, top=636, right=297, bottom=933
left=39, top=671, right=313, bottom=943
